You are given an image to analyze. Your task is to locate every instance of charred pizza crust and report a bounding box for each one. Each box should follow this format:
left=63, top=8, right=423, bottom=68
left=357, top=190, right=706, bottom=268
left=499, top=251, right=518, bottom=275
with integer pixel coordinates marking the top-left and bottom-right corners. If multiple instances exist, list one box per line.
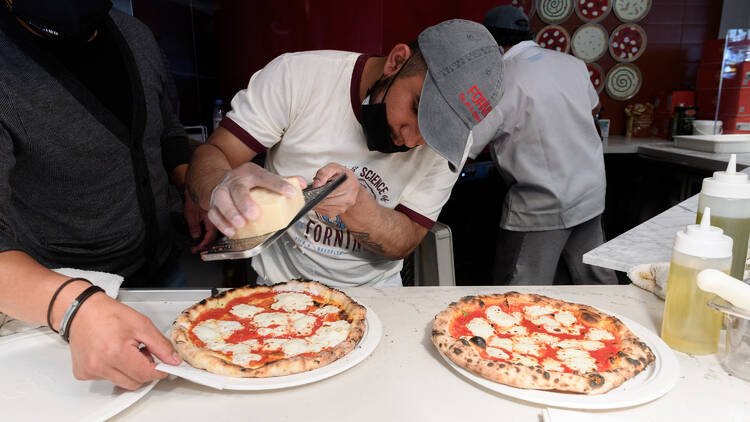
left=432, top=292, right=654, bottom=395
left=171, top=280, right=367, bottom=378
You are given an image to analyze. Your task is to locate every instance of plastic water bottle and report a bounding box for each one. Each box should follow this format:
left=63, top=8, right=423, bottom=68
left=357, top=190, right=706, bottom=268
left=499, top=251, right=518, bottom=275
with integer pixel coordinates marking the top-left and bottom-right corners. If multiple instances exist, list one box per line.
left=212, top=99, right=224, bottom=132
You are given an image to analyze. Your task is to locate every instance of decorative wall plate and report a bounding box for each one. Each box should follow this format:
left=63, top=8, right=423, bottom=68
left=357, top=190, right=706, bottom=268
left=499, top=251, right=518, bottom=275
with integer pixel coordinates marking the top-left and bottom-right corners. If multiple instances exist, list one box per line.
left=575, top=0, right=612, bottom=23
left=609, top=23, right=647, bottom=62
left=571, top=23, right=609, bottom=62
left=606, top=63, right=642, bottom=100
left=535, top=25, right=571, bottom=53
left=613, top=0, right=652, bottom=23
left=537, top=0, right=574, bottom=24
left=587, top=62, right=605, bottom=94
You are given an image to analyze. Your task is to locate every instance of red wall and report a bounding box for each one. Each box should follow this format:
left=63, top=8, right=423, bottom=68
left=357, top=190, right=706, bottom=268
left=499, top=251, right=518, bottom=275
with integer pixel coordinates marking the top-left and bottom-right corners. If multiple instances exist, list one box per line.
left=215, top=0, right=723, bottom=136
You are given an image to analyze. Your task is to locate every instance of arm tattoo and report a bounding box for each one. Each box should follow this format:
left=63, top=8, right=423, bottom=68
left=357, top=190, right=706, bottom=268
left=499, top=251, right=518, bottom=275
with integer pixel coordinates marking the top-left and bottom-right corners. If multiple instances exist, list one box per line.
left=350, top=230, right=385, bottom=255
left=187, top=184, right=201, bottom=206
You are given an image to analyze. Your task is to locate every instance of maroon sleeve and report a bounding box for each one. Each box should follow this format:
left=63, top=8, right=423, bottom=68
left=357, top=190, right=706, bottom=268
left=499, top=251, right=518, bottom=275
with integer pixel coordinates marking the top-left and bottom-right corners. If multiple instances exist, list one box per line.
left=395, top=204, right=436, bottom=230
left=219, top=117, right=268, bottom=154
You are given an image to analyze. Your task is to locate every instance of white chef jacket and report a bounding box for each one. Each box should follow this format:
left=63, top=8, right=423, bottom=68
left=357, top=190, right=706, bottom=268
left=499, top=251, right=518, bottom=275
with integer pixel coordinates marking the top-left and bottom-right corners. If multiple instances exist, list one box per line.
left=470, top=41, right=606, bottom=231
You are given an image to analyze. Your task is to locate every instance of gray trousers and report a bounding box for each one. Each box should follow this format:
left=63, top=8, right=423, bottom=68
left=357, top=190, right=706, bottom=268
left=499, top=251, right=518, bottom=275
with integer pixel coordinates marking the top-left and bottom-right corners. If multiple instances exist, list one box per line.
left=492, top=215, right=618, bottom=285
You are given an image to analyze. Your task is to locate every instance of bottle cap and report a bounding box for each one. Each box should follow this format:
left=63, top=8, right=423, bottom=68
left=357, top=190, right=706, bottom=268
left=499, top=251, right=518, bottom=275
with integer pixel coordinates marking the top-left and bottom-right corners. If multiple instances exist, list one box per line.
left=674, top=208, right=733, bottom=258
left=701, top=154, right=750, bottom=199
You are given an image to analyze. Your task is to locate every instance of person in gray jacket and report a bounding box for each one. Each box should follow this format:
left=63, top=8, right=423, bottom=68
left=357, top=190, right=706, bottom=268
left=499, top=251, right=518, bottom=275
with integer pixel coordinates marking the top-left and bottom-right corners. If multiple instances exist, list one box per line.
left=0, top=0, right=211, bottom=389
left=477, top=6, right=617, bottom=286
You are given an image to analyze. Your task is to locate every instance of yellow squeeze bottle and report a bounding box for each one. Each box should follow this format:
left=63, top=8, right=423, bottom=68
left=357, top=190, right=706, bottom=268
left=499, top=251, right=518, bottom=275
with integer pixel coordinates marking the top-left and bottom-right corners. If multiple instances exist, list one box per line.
left=661, top=208, right=732, bottom=355
left=696, top=154, right=750, bottom=281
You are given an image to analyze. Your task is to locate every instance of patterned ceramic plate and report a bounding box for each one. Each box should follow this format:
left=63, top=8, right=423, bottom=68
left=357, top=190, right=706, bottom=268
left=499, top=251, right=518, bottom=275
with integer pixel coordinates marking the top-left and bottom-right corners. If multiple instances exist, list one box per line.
left=609, top=23, right=647, bottom=62
left=535, top=25, right=571, bottom=53
left=537, top=0, right=574, bottom=24
left=572, top=23, right=609, bottom=62
left=606, top=63, right=642, bottom=100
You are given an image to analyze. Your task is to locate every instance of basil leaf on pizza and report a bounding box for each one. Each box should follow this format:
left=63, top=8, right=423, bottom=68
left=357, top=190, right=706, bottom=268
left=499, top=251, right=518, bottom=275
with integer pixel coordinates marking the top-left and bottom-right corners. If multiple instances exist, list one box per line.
left=171, top=280, right=367, bottom=377
left=432, top=292, right=655, bottom=394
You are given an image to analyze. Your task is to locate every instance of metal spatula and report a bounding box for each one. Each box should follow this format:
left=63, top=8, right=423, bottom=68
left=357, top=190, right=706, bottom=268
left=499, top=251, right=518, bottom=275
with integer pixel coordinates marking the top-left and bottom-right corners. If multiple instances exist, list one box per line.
left=200, top=174, right=347, bottom=261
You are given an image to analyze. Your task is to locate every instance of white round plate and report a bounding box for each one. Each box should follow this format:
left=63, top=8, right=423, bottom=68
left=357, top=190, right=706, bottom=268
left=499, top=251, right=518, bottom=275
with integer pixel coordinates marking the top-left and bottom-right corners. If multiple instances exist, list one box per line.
left=437, top=312, right=679, bottom=409
left=0, top=329, right=158, bottom=422
left=167, top=305, right=382, bottom=390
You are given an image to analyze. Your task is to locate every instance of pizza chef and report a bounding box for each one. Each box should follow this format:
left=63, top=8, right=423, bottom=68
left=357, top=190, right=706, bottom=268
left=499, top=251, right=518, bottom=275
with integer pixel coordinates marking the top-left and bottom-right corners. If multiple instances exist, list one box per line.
left=187, top=19, right=504, bottom=289
left=470, top=6, right=618, bottom=286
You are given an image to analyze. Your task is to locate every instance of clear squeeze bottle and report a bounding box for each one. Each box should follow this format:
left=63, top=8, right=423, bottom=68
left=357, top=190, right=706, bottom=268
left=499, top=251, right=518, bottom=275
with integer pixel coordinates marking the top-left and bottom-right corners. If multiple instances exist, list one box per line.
left=696, top=154, right=750, bottom=281
left=661, top=208, right=732, bottom=354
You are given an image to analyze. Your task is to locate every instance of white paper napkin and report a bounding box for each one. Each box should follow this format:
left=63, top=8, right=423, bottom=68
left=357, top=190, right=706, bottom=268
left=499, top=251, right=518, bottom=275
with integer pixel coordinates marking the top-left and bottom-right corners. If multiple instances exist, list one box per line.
left=542, top=408, right=639, bottom=422
left=0, top=268, right=124, bottom=336
left=628, top=262, right=669, bottom=300
left=155, top=360, right=227, bottom=390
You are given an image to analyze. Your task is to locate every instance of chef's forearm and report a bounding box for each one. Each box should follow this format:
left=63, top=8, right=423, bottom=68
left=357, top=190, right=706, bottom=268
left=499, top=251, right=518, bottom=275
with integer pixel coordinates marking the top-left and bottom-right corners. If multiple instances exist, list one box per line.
left=186, top=142, right=233, bottom=211
left=340, top=191, right=428, bottom=260
left=0, top=251, right=89, bottom=330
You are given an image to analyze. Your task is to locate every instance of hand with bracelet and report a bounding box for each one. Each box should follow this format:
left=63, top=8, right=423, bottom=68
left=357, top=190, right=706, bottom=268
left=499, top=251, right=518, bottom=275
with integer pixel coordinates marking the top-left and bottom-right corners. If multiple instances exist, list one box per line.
left=0, top=252, right=181, bottom=391
left=50, top=278, right=181, bottom=390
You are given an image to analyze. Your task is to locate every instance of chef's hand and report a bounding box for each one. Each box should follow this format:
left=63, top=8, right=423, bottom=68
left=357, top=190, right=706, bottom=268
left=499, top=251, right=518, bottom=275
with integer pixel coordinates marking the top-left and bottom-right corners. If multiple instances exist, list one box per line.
left=183, top=188, right=219, bottom=253
left=207, top=162, right=306, bottom=237
left=68, top=293, right=181, bottom=390
left=312, top=163, right=361, bottom=218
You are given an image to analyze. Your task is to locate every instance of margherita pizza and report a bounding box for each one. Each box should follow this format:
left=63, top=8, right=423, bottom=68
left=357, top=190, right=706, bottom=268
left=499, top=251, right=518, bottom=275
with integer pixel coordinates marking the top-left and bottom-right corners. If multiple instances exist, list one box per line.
left=575, top=0, right=611, bottom=23
left=171, top=280, right=367, bottom=377
left=609, top=23, right=647, bottom=62
left=535, top=25, right=570, bottom=54
left=432, top=292, right=655, bottom=395
left=587, top=63, right=605, bottom=94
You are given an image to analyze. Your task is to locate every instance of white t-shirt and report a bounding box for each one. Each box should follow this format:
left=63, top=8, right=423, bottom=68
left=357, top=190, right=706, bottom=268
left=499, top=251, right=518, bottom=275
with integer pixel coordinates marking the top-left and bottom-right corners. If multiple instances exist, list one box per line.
left=222, top=51, right=463, bottom=287
left=470, top=41, right=606, bottom=231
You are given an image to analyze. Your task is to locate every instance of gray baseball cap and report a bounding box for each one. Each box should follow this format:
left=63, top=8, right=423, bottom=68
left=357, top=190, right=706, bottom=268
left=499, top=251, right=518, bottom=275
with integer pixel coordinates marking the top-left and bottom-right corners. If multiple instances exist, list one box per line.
left=417, top=19, right=504, bottom=172
left=483, top=5, right=530, bottom=31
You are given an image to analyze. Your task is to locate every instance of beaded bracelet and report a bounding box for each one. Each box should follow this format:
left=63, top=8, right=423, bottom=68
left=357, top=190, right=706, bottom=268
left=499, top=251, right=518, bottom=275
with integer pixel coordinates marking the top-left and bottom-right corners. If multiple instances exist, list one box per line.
left=59, top=285, right=105, bottom=343
left=46, top=278, right=91, bottom=333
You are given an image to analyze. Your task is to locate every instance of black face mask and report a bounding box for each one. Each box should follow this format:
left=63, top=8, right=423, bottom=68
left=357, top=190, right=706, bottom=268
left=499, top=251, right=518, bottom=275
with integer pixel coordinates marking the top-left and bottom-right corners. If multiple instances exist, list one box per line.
left=361, top=58, right=411, bottom=154
left=11, top=0, right=112, bottom=43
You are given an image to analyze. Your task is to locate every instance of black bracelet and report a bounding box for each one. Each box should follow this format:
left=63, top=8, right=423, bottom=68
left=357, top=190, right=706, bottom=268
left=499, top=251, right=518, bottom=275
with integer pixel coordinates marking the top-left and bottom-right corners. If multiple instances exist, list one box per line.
left=46, top=277, right=91, bottom=333
left=59, top=285, right=104, bottom=343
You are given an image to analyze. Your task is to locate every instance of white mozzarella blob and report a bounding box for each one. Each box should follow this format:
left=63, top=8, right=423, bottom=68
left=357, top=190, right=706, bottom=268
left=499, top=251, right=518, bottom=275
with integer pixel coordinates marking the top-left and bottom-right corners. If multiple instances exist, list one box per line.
left=232, top=352, right=262, bottom=366
left=291, top=314, right=317, bottom=336
left=271, top=292, right=313, bottom=312
left=193, top=319, right=243, bottom=345
left=499, top=325, right=528, bottom=336
left=557, top=348, right=597, bottom=372
left=230, top=304, right=265, bottom=319
left=281, top=338, right=316, bottom=357
left=524, top=305, right=556, bottom=319
left=488, top=337, right=514, bottom=351
left=554, top=310, right=576, bottom=326
left=542, top=358, right=565, bottom=372
left=513, top=341, right=540, bottom=357
left=510, top=353, right=539, bottom=367
left=467, top=318, right=496, bottom=339
left=486, top=347, right=510, bottom=360
left=253, top=312, right=289, bottom=328
left=308, top=320, right=350, bottom=348
left=261, top=338, right=287, bottom=351
left=585, top=328, right=615, bottom=341
left=530, top=332, right=558, bottom=345
left=257, top=326, right=287, bottom=337
left=485, top=306, right=520, bottom=327
left=312, top=305, right=341, bottom=316
left=557, top=339, right=605, bottom=351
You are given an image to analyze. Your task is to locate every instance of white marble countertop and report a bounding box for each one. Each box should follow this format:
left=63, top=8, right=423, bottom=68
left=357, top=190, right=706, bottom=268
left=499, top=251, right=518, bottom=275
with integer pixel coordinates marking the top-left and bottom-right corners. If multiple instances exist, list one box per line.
left=584, top=167, right=750, bottom=273
left=108, top=286, right=749, bottom=422
left=603, top=136, right=670, bottom=154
